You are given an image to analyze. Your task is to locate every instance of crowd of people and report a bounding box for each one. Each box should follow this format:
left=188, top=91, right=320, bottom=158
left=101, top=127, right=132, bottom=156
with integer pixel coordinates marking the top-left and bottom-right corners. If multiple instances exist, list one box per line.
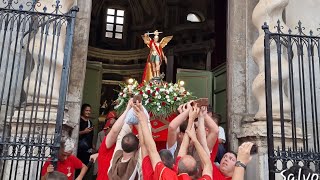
left=41, top=98, right=319, bottom=180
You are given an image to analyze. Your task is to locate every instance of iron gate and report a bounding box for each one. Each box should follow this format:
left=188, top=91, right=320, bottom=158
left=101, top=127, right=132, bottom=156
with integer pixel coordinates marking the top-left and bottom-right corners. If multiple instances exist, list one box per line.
left=0, top=0, right=77, bottom=179
left=264, top=21, right=320, bottom=179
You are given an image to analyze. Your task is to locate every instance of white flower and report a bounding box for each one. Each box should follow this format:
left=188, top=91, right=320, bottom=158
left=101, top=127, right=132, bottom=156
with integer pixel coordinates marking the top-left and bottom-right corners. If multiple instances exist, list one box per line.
left=143, top=94, right=148, bottom=98
left=158, top=106, right=161, bottom=109
left=166, top=95, right=170, bottom=99
left=123, top=88, right=128, bottom=92
left=160, top=88, right=165, bottom=92
left=123, top=94, right=127, bottom=98
left=155, top=92, right=159, bottom=96
left=157, top=96, right=161, bottom=99
left=169, top=88, right=173, bottom=92
left=119, top=92, right=123, bottom=96
left=165, top=90, right=169, bottom=94
left=157, top=108, right=160, bottom=111
left=173, top=93, right=177, bottom=96
left=177, top=97, right=181, bottom=101
left=186, top=92, right=190, bottom=95
left=157, top=102, right=160, bottom=106
left=167, top=99, right=171, bottom=103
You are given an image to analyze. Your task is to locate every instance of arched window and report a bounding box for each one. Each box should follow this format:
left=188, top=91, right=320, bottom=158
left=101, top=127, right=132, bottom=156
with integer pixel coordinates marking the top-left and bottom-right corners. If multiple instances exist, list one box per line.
left=105, top=8, right=125, bottom=39
left=187, top=13, right=202, bottom=22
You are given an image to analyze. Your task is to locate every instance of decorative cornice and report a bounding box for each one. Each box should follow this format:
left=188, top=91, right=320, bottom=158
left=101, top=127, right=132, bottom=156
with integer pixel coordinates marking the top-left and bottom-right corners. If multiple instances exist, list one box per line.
left=87, top=46, right=149, bottom=61
left=102, top=80, right=123, bottom=85
left=102, top=63, right=145, bottom=70
left=102, top=69, right=144, bottom=75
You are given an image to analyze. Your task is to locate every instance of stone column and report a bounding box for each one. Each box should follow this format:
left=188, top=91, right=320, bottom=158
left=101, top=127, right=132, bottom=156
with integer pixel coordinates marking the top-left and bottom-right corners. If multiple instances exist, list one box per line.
left=228, top=0, right=303, bottom=179
left=65, top=0, right=92, bottom=149
left=227, top=0, right=272, bottom=179
left=252, top=0, right=290, bottom=121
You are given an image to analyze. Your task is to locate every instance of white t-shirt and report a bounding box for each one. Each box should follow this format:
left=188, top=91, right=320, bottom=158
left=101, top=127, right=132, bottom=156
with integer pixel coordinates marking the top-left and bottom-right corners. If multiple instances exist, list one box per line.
left=218, top=126, right=226, bottom=143
left=166, top=141, right=178, bottom=157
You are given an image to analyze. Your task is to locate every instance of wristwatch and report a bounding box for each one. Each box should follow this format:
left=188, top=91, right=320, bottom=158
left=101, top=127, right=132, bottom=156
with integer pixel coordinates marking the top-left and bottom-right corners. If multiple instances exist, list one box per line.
left=235, top=161, right=247, bottom=169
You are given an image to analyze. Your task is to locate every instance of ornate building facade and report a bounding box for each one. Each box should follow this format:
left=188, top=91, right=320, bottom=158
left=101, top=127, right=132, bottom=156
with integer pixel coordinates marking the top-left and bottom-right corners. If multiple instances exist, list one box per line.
left=0, top=0, right=319, bottom=179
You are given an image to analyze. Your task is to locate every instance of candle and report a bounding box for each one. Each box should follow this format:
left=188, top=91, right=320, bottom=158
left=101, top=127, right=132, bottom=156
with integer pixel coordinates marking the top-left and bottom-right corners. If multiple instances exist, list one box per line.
left=179, top=81, right=185, bottom=93
left=128, top=78, right=134, bottom=93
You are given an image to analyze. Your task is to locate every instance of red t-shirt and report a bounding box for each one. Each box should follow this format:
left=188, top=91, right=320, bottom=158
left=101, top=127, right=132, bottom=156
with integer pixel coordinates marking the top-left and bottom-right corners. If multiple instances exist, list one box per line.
left=173, top=156, right=181, bottom=173
left=210, top=140, right=231, bottom=180
left=142, top=156, right=154, bottom=180
left=97, top=136, right=116, bottom=180
left=178, top=173, right=212, bottom=180
left=198, top=174, right=212, bottom=180
left=41, top=155, right=83, bottom=180
left=154, top=162, right=178, bottom=180
left=212, top=166, right=232, bottom=180
left=178, top=173, right=192, bottom=180
left=210, top=140, right=219, bottom=164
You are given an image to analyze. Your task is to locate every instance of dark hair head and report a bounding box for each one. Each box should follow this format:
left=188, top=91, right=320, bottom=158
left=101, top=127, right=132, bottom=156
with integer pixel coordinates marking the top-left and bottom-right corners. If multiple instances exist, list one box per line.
left=179, top=121, right=188, bottom=133
left=283, top=164, right=315, bottom=179
left=81, top=104, right=91, bottom=116
left=47, top=171, right=68, bottom=180
left=159, top=149, right=174, bottom=169
left=178, top=155, right=197, bottom=176
left=121, top=133, right=139, bottom=153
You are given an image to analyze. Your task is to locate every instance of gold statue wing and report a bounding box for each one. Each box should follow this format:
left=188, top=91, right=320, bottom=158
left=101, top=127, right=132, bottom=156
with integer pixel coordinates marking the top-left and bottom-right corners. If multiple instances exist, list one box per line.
left=141, top=35, right=151, bottom=47
left=160, top=36, right=173, bottom=49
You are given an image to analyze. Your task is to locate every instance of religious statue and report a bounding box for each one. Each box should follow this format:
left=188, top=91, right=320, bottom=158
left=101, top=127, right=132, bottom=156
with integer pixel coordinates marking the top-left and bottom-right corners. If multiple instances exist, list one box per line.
left=141, top=30, right=173, bottom=82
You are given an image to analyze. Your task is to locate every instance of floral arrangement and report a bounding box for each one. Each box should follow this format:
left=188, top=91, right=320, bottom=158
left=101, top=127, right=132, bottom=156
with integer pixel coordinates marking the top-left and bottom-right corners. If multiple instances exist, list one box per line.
left=114, top=79, right=196, bottom=119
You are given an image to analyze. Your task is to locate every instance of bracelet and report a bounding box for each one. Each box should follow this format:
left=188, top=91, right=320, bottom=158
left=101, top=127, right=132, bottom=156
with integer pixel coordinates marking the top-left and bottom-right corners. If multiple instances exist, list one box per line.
left=235, top=161, right=247, bottom=169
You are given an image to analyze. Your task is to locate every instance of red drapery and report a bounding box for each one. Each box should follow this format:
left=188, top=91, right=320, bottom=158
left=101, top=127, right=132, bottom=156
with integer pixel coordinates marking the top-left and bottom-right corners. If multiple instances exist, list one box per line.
left=132, top=113, right=177, bottom=151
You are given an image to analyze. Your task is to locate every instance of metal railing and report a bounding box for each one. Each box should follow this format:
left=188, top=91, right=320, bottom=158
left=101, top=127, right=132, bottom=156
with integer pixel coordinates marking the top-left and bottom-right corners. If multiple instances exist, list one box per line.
left=0, top=1, right=77, bottom=179
left=264, top=21, right=320, bottom=179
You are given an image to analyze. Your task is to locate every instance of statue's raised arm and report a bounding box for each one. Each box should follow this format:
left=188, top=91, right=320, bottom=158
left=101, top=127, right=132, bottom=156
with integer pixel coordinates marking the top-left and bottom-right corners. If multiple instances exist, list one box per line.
left=141, top=34, right=151, bottom=47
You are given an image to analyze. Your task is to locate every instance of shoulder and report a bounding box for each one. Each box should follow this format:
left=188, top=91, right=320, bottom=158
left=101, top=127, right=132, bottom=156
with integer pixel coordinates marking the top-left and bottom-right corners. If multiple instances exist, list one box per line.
left=68, top=155, right=82, bottom=163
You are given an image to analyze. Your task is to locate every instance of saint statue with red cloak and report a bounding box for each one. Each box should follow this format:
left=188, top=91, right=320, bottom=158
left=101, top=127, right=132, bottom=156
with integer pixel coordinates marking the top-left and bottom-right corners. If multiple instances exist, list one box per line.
left=141, top=30, right=173, bottom=82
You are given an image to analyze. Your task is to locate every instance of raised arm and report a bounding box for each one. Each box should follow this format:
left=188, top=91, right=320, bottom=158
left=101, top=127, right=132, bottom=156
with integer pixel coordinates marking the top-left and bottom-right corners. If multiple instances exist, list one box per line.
left=186, top=127, right=213, bottom=178
left=177, top=105, right=199, bottom=157
left=105, top=99, right=132, bottom=149
left=136, top=123, right=148, bottom=159
left=167, top=102, right=191, bottom=148
left=75, top=163, right=88, bottom=180
left=232, top=142, right=254, bottom=180
left=142, top=34, right=151, bottom=47
left=204, top=113, right=219, bottom=151
left=133, top=102, right=160, bottom=170
left=197, top=106, right=210, bottom=155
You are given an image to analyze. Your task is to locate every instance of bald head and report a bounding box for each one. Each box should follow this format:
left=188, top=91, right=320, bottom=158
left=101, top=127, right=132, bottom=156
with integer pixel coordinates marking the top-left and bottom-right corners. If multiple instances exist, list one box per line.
left=178, top=155, right=197, bottom=176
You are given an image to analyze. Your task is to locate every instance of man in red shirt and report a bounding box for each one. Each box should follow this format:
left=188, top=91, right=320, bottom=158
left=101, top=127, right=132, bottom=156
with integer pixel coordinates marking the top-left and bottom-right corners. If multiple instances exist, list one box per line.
left=133, top=102, right=178, bottom=180
left=90, top=99, right=133, bottom=180
left=41, top=138, right=88, bottom=180
left=176, top=105, right=213, bottom=180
